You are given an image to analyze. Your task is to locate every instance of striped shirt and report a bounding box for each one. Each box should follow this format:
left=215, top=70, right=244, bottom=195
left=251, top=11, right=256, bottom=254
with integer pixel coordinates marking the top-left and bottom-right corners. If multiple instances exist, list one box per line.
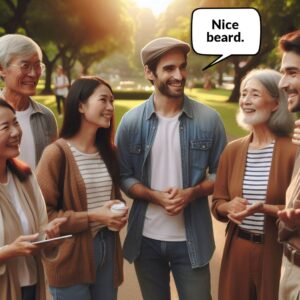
left=69, top=144, right=112, bottom=236
left=239, top=142, right=275, bottom=234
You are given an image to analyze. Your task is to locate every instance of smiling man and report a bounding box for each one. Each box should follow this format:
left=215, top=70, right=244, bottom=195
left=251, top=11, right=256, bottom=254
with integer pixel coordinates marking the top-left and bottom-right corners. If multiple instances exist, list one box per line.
left=0, top=34, right=57, bottom=169
left=277, top=29, right=300, bottom=300
left=116, top=37, right=227, bottom=300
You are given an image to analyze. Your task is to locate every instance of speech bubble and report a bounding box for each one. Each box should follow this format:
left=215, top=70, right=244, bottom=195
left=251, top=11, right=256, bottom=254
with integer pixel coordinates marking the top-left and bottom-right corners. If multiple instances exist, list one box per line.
left=192, top=8, right=261, bottom=70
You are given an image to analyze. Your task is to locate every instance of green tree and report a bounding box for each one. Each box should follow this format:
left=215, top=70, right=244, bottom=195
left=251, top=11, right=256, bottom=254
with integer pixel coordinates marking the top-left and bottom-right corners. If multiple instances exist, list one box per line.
left=0, top=0, right=31, bottom=33
left=158, top=0, right=300, bottom=102
left=25, top=0, right=134, bottom=93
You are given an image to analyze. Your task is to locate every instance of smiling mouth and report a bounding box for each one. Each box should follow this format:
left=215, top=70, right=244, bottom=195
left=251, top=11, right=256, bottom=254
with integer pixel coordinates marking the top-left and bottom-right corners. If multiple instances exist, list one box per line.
left=7, top=141, right=19, bottom=147
left=101, top=114, right=112, bottom=119
left=242, top=108, right=255, bottom=113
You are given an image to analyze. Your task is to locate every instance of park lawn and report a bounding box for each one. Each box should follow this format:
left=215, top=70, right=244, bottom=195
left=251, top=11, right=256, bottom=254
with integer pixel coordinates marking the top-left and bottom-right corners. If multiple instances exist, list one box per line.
left=33, top=88, right=246, bottom=138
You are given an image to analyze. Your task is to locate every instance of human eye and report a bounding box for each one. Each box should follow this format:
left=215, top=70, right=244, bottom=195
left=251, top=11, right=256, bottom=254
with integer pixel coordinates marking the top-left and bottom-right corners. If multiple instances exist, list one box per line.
left=180, top=63, right=187, bottom=71
left=164, top=66, right=174, bottom=72
left=20, top=62, right=30, bottom=71
left=0, top=125, right=8, bottom=131
left=240, top=91, right=247, bottom=98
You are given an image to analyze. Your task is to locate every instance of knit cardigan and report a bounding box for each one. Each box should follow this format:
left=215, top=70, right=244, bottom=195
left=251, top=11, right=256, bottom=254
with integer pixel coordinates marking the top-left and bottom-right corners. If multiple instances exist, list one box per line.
left=0, top=171, right=47, bottom=300
left=36, top=138, right=123, bottom=288
left=211, top=134, right=297, bottom=300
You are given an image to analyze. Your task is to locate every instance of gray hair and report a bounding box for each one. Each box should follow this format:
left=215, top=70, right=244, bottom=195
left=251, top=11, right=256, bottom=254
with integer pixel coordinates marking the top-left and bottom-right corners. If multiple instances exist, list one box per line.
left=237, top=68, right=294, bottom=136
left=0, top=34, right=42, bottom=68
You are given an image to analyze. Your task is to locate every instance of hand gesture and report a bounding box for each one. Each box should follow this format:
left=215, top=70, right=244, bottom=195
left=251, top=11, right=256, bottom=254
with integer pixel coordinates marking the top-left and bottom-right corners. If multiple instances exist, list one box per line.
left=6, top=233, right=39, bottom=258
left=89, top=200, right=128, bottom=231
left=45, top=217, right=68, bottom=239
left=163, top=187, right=192, bottom=216
left=292, top=120, right=300, bottom=146
left=278, top=208, right=300, bottom=230
left=228, top=202, right=263, bottom=225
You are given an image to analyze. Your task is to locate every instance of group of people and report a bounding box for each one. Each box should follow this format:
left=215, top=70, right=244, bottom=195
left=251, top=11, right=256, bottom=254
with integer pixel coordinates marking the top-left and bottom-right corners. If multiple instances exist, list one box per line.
left=0, top=29, right=300, bottom=300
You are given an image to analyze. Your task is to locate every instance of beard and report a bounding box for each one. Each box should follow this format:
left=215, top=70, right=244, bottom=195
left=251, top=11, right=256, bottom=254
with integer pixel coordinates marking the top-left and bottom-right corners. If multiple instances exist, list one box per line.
left=236, top=108, right=272, bottom=130
left=156, top=78, right=186, bottom=98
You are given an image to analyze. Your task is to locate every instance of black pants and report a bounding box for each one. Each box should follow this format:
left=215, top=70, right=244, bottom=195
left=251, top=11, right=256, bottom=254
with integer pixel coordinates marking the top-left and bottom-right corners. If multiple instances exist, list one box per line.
left=55, top=94, right=65, bottom=115
left=21, top=285, right=36, bottom=300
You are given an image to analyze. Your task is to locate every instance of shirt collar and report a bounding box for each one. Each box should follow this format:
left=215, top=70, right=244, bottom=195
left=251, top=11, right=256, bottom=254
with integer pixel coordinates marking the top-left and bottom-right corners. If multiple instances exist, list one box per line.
left=145, top=93, right=193, bottom=120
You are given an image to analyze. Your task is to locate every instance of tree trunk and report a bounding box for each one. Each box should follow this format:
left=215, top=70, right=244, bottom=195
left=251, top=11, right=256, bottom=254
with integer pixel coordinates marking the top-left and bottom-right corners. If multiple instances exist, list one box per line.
left=218, top=70, right=223, bottom=87
left=227, top=72, right=243, bottom=102
left=41, top=62, right=54, bottom=94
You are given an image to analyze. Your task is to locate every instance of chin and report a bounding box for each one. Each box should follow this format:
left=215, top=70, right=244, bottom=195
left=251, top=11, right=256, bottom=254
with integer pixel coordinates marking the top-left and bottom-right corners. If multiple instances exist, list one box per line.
left=99, top=122, right=111, bottom=129
left=20, top=87, right=37, bottom=96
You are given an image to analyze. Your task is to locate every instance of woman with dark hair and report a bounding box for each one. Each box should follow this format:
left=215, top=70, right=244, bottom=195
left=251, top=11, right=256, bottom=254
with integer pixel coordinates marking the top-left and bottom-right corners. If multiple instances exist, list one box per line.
left=0, top=99, right=65, bottom=300
left=36, top=76, right=128, bottom=300
left=211, top=69, right=297, bottom=300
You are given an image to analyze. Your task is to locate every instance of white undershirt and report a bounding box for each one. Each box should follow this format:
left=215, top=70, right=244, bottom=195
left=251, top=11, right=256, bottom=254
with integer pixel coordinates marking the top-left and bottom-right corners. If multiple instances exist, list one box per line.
left=143, top=113, right=186, bottom=241
left=16, top=105, right=36, bottom=170
left=2, top=170, right=37, bottom=286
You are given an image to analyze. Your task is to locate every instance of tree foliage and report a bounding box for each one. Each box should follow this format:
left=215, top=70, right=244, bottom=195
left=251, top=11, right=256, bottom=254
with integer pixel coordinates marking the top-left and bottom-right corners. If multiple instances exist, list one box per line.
left=0, top=0, right=135, bottom=93
left=158, top=0, right=300, bottom=102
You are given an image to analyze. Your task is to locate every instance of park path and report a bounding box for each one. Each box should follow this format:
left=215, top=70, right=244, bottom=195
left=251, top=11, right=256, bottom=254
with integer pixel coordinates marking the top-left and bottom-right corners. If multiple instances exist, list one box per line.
left=118, top=196, right=226, bottom=300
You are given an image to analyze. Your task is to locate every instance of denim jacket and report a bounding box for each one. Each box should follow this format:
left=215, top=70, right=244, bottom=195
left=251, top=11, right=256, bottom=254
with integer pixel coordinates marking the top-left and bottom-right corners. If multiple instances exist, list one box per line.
left=116, top=94, right=227, bottom=268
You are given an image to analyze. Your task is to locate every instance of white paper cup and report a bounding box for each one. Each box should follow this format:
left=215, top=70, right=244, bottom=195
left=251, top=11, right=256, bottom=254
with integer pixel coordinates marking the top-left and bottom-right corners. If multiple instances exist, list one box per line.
left=108, top=202, right=126, bottom=231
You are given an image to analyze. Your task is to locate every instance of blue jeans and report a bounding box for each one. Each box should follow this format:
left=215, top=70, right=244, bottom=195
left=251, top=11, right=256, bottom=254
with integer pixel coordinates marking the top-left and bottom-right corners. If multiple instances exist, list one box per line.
left=134, top=237, right=212, bottom=300
left=50, top=228, right=117, bottom=300
left=21, top=285, right=36, bottom=300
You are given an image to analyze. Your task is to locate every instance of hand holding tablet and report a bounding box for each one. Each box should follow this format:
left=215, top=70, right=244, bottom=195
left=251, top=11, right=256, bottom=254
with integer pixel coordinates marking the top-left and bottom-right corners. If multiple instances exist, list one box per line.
left=32, top=234, right=72, bottom=245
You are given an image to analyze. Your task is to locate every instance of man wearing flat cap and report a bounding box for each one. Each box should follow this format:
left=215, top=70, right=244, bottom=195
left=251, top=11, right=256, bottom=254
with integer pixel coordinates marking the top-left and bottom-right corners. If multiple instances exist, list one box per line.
left=116, top=37, right=227, bottom=300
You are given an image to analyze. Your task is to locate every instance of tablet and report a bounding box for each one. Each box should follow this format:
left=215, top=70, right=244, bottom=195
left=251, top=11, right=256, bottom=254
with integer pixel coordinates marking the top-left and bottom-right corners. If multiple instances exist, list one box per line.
left=32, top=234, right=72, bottom=245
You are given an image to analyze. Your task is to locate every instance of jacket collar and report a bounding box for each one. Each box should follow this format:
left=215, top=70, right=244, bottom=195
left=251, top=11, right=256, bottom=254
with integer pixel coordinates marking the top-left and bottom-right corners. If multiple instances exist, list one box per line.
left=145, top=93, right=193, bottom=120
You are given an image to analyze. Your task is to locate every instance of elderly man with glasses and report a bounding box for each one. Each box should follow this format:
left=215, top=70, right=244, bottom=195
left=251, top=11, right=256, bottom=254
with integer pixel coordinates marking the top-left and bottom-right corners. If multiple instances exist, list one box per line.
left=0, top=34, right=57, bottom=169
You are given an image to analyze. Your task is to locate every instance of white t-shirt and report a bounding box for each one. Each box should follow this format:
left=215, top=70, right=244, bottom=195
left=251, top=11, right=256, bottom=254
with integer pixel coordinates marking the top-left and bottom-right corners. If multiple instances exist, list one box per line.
left=16, top=105, right=36, bottom=170
left=55, top=75, right=69, bottom=97
left=2, top=170, right=37, bottom=286
left=142, top=113, right=186, bottom=241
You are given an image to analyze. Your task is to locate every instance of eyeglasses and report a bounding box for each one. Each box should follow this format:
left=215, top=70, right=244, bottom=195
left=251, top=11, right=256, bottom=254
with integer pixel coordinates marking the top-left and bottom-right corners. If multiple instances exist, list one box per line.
left=9, top=62, right=46, bottom=75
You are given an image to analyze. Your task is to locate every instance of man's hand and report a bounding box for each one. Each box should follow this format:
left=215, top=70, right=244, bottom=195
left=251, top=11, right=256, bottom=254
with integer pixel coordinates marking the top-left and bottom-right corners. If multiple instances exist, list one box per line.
left=278, top=208, right=300, bottom=230
left=162, top=187, right=193, bottom=215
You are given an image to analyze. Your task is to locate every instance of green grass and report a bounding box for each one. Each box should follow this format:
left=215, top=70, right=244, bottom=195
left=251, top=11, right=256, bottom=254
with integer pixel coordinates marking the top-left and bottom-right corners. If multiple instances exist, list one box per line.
left=33, top=88, right=246, bottom=139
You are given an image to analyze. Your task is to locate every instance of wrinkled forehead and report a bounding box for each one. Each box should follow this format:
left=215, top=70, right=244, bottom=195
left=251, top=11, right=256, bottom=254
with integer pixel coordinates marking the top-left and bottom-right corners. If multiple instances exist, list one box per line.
left=9, top=51, right=42, bottom=64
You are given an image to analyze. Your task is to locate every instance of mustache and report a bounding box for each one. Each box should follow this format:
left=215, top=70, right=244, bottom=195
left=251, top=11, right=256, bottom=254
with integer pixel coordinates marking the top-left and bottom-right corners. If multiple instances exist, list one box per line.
left=167, top=79, right=186, bottom=85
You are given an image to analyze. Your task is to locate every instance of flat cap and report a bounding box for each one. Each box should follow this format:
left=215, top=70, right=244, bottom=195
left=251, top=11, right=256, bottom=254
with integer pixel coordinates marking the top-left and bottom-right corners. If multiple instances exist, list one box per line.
left=141, top=37, right=191, bottom=66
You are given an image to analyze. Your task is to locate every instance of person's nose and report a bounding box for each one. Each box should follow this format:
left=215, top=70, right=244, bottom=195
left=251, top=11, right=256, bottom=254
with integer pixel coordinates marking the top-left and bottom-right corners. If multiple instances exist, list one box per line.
left=10, top=125, right=20, bottom=137
left=240, top=94, right=251, bottom=106
left=278, top=74, right=288, bottom=90
left=173, top=68, right=183, bottom=81
left=106, top=101, right=114, bottom=111
left=27, top=65, right=39, bottom=77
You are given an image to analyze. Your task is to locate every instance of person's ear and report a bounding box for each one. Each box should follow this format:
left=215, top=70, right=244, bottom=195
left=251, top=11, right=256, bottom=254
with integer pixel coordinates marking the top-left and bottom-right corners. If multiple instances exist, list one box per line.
left=272, top=100, right=279, bottom=112
left=144, top=65, right=155, bottom=81
left=78, top=102, right=85, bottom=114
left=0, top=64, right=6, bottom=79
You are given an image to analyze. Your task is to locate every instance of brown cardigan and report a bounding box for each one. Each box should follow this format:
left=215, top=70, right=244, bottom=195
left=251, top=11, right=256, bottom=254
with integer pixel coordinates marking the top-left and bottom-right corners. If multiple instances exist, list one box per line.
left=211, top=134, right=297, bottom=300
left=0, top=172, right=47, bottom=300
left=36, top=138, right=123, bottom=288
